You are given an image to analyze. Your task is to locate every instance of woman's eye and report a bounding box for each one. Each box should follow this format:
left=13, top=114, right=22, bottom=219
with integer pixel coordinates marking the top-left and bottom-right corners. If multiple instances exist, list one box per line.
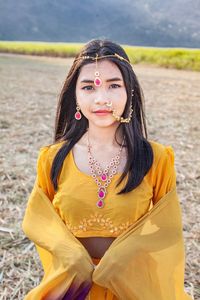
left=82, top=84, right=121, bottom=90
left=110, top=84, right=121, bottom=88
left=82, top=85, right=94, bottom=90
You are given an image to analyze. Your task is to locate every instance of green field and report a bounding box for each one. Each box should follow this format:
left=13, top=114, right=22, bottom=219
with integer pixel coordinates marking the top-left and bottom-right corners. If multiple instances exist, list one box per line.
left=0, top=41, right=199, bottom=71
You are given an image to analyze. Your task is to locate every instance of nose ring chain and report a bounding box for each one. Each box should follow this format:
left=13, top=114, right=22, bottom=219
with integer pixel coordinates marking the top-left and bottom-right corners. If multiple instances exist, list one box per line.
left=105, top=100, right=133, bottom=123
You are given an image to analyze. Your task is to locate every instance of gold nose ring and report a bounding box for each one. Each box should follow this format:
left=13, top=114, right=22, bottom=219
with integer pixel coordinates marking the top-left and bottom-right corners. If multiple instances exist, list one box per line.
left=106, top=101, right=112, bottom=107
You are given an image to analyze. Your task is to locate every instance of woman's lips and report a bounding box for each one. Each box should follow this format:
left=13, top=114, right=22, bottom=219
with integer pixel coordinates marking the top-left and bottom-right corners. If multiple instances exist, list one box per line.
left=94, top=110, right=112, bottom=116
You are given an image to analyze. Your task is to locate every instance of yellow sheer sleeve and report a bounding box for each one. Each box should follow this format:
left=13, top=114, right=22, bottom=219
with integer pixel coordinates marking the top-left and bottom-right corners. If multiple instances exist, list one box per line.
left=36, top=146, right=55, bottom=202
left=152, top=145, right=177, bottom=205
left=35, top=245, right=53, bottom=278
left=92, top=187, right=192, bottom=300
left=22, top=183, right=94, bottom=299
left=35, top=146, right=55, bottom=274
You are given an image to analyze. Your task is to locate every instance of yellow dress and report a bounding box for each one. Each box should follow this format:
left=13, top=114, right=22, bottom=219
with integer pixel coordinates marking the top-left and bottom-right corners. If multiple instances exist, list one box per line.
left=22, top=140, right=192, bottom=299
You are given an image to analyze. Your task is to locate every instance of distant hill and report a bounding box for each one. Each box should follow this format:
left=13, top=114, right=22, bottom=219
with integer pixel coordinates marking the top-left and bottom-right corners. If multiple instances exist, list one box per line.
left=0, top=0, right=200, bottom=48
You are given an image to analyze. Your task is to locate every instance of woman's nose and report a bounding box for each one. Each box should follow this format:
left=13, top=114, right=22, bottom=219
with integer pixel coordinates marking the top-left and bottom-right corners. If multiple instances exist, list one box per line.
left=94, top=91, right=110, bottom=105
left=94, top=87, right=111, bottom=105
left=94, top=98, right=109, bottom=105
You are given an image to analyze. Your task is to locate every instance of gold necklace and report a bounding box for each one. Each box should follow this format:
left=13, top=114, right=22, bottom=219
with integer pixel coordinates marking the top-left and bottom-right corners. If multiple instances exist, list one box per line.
left=87, top=132, right=125, bottom=208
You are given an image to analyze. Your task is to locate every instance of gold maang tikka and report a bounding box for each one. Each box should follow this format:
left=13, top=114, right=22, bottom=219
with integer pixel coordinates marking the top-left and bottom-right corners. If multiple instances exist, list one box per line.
left=94, top=53, right=102, bottom=87
left=77, top=52, right=133, bottom=87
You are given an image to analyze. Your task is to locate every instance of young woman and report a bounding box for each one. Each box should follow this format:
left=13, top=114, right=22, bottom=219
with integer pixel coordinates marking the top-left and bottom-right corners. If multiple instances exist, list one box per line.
left=22, top=39, right=192, bottom=300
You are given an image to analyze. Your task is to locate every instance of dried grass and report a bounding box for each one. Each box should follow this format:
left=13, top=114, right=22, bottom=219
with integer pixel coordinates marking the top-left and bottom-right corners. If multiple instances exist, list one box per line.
left=0, top=53, right=199, bottom=299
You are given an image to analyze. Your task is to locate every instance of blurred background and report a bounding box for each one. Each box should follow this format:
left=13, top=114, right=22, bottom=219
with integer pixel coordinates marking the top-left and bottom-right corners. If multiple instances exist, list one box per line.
left=0, top=1, right=199, bottom=299
left=0, top=0, right=200, bottom=47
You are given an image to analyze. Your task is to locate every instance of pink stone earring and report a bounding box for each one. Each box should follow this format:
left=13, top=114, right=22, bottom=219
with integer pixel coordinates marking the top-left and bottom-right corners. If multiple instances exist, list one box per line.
left=75, top=103, right=82, bottom=120
left=94, top=53, right=102, bottom=87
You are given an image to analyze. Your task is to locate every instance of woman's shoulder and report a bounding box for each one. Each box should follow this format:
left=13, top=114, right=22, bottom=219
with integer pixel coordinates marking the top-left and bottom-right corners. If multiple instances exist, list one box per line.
left=38, top=140, right=66, bottom=162
left=148, top=139, right=175, bottom=169
left=147, top=140, right=177, bottom=203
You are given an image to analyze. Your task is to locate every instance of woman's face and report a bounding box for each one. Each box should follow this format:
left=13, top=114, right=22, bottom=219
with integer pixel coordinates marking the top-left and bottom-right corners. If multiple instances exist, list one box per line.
left=75, top=59, right=127, bottom=128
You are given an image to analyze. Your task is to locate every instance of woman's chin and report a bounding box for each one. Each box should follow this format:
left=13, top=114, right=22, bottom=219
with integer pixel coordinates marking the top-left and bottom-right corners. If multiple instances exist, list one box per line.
left=89, top=118, right=118, bottom=128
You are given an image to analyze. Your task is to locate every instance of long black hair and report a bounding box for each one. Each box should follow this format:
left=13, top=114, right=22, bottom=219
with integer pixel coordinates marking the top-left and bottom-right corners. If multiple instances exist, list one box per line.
left=50, top=39, right=153, bottom=194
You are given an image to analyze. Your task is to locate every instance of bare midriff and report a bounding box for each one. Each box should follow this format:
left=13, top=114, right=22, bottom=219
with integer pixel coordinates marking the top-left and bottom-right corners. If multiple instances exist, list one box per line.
left=77, top=237, right=116, bottom=259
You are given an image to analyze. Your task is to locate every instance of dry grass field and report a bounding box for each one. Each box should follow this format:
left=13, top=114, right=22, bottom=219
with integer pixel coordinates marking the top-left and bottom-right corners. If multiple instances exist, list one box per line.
left=0, top=53, right=199, bottom=299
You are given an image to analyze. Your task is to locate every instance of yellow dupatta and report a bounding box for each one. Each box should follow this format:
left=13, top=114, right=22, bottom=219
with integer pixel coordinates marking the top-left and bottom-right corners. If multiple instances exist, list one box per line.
left=92, top=187, right=192, bottom=300
left=22, top=181, right=94, bottom=300
left=22, top=182, right=192, bottom=300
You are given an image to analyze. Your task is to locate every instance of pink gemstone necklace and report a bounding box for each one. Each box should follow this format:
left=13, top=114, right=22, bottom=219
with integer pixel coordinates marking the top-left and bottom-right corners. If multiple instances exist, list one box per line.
left=87, top=132, right=125, bottom=208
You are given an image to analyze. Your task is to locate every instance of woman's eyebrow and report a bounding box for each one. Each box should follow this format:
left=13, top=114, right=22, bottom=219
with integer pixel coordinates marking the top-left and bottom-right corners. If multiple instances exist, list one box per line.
left=80, top=77, right=123, bottom=83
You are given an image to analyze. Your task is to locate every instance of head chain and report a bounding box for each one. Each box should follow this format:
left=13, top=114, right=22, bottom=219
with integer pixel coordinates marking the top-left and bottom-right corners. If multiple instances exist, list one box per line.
left=75, top=53, right=133, bottom=67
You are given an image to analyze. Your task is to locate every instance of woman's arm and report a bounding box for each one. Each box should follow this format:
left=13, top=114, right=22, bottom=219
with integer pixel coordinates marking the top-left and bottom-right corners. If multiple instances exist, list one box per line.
left=36, top=146, right=55, bottom=201
left=152, top=145, right=177, bottom=204
left=22, top=146, right=94, bottom=299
